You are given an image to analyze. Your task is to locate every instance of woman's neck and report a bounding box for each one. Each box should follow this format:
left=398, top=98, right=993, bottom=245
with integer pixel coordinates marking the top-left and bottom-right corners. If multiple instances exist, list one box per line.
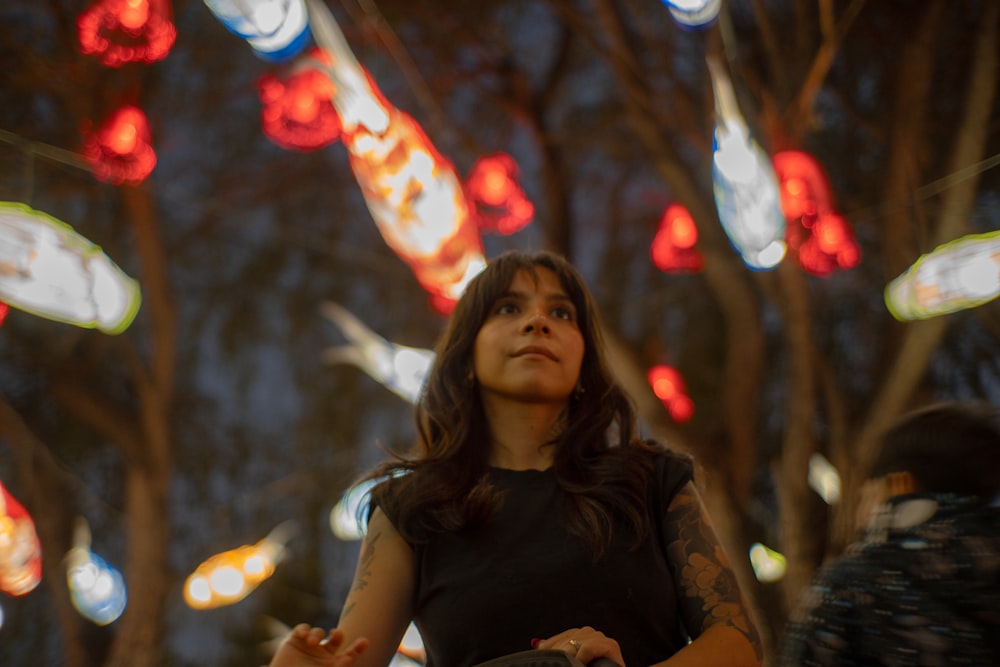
left=483, top=399, right=567, bottom=470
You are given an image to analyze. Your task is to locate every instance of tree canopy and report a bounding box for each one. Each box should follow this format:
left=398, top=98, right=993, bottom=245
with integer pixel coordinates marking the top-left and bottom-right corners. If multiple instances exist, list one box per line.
left=0, top=1, right=997, bottom=665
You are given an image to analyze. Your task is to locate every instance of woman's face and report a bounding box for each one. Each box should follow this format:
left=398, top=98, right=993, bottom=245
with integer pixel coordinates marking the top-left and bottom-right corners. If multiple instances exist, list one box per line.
left=472, top=267, right=585, bottom=408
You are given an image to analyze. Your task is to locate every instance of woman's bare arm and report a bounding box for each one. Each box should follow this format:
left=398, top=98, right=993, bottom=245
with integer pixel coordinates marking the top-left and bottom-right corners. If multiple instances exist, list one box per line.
left=336, top=507, right=416, bottom=667
left=653, top=482, right=763, bottom=667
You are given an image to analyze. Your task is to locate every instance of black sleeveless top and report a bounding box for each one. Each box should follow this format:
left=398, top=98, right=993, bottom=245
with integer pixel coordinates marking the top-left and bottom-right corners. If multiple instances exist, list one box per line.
left=381, top=449, right=694, bottom=667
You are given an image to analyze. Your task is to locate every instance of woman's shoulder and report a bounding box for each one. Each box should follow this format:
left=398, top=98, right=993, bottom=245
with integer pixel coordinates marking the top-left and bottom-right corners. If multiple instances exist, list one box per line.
left=623, top=438, right=694, bottom=470
left=622, top=439, right=695, bottom=499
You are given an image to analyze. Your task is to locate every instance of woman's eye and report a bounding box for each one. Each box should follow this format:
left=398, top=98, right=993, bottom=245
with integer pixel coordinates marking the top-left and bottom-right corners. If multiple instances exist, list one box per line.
left=552, top=306, right=574, bottom=320
left=496, top=303, right=518, bottom=315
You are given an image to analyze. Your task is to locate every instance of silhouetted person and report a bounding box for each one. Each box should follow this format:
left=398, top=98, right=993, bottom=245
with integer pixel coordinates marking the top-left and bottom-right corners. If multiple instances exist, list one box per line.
left=781, top=401, right=1000, bottom=666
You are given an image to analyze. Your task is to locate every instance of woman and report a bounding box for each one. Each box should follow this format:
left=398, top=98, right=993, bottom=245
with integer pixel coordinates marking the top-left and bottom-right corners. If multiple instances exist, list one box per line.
left=271, top=250, right=762, bottom=667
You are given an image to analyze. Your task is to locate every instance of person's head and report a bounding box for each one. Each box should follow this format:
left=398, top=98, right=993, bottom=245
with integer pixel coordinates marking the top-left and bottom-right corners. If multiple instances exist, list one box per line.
left=870, top=401, right=1000, bottom=500
left=416, top=249, right=635, bottom=466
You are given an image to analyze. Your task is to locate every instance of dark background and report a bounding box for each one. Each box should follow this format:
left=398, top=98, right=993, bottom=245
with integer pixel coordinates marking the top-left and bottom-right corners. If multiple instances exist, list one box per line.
left=0, top=1, right=998, bottom=665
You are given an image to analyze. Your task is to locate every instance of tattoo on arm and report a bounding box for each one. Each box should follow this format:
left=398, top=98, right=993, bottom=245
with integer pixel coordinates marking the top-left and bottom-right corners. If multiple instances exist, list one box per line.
left=664, top=484, right=763, bottom=661
left=341, top=529, right=382, bottom=620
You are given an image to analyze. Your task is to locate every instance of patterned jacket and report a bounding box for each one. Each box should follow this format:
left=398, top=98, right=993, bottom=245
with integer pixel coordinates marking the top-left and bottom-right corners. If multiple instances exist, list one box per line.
left=780, top=494, right=1000, bottom=667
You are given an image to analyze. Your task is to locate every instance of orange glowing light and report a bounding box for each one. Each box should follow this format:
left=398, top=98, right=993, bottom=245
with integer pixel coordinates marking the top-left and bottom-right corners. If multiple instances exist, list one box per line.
left=183, top=522, right=295, bottom=610
left=77, top=0, right=176, bottom=67
left=646, top=364, right=694, bottom=423
left=82, top=105, right=157, bottom=186
left=0, top=482, right=42, bottom=597
left=466, top=153, right=535, bottom=236
left=772, top=150, right=861, bottom=277
left=259, top=50, right=342, bottom=152
left=308, top=0, right=486, bottom=313
left=343, top=107, right=485, bottom=314
left=651, top=204, right=703, bottom=273
left=119, top=0, right=150, bottom=30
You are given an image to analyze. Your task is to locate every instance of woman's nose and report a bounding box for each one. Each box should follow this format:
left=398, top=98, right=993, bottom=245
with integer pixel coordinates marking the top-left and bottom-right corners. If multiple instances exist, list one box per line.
left=521, top=310, right=550, bottom=334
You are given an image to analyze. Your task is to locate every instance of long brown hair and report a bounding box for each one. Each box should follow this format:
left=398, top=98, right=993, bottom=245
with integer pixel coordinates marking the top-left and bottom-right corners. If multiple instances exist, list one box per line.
left=369, top=250, right=661, bottom=557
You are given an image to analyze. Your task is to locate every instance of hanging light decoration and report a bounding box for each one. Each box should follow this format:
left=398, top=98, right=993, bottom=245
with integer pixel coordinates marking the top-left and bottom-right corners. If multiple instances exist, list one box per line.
left=807, top=453, right=841, bottom=505
left=307, top=0, right=486, bottom=314
left=661, top=0, right=721, bottom=29
left=0, top=202, right=141, bottom=334
left=65, top=518, right=127, bottom=626
left=749, top=542, right=786, bottom=583
left=707, top=56, right=786, bottom=271
left=77, top=0, right=176, bottom=67
left=258, top=48, right=341, bottom=151
left=398, top=622, right=427, bottom=665
left=202, top=0, right=311, bottom=62
left=647, top=364, right=694, bottom=423
left=183, top=521, right=296, bottom=610
left=0, top=481, right=42, bottom=597
left=885, top=230, right=1000, bottom=321
left=650, top=203, right=704, bottom=273
left=82, top=105, right=157, bottom=186
left=320, top=301, right=434, bottom=404
left=772, top=150, right=860, bottom=277
left=329, top=477, right=379, bottom=541
left=465, top=153, right=534, bottom=236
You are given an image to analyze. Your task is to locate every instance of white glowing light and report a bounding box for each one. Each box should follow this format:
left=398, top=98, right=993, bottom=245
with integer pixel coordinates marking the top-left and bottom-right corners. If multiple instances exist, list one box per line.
left=244, top=554, right=267, bottom=576
left=321, top=301, right=434, bottom=404
left=65, top=518, right=126, bottom=625
left=0, top=202, right=141, bottom=334
left=304, top=0, right=389, bottom=133
left=663, top=0, right=721, bottom=27
left=330, top=477, right=379, bottom=541
left=186, top=576, right=212, bottom=604
left=395, top=622, right=426, bottom=664
left=886, top=230, right=1000, bottom=320
left=749, top=542, right=786, bottom=583
left=707, top=58, right=786, bottom=271
left=209, top=566, right=245, bottom=596
left=202, top=0, right=310, bottom=62
left=808, top=453, right=842, bottom=505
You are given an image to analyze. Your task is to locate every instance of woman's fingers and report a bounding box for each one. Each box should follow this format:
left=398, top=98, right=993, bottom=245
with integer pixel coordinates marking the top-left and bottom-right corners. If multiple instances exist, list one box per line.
left=335, top=637, right=370, bottom=664
left=536, top=626, right=624, bottom=666
left=282, top=625, right=369, bottom=664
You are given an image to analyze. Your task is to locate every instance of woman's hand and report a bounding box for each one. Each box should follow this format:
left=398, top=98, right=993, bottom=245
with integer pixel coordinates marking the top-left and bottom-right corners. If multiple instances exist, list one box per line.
left=268, top=624, right=369, bottom=667
left=535, top=626, right=625, bottom=667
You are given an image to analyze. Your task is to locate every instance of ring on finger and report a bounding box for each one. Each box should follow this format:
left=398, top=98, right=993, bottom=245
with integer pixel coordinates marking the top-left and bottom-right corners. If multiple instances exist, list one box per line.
left=567, top=639, right=581, bottom=652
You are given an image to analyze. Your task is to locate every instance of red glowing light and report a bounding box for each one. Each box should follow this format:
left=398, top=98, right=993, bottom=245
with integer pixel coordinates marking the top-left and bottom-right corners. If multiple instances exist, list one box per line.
left=772, top=150, right=861, bottom=277
left=651, top=204, right=703, bottom=273
left=0, top=303, right=8, bottom=327
left=646, top=364, right=694, bottom=423
left=77, top=0, right=176, bottom=67
left=259, top=51, right=342, bottom=152
left=82, top=105, right=157, bottom=186
left=667, top=394, right=695, bottom=423
left=0, top=482, right=42, bottom=597
left=466, top=153, right=535, bottom=236
left=649, top=364, right=682, bottom=400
